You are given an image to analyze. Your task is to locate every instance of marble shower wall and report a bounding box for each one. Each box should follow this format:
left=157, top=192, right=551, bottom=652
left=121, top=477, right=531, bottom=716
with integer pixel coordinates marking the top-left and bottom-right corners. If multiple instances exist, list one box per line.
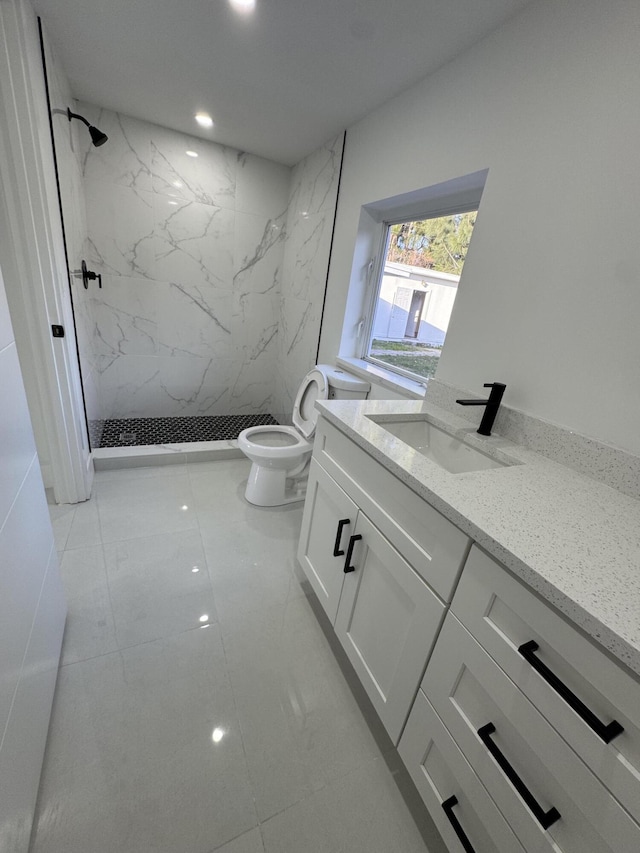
left=273, top=134, right=345, bottom=423
left=78, top=102, right=290, bottom=419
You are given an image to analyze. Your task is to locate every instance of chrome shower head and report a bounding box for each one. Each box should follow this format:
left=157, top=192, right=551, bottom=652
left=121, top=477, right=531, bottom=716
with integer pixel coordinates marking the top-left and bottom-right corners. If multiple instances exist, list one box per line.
left=67, top=108, right=108, bottom=147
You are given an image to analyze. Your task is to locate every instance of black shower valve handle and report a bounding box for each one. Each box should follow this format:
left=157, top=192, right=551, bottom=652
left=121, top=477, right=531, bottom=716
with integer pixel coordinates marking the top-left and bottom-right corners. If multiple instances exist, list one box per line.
left=81, top=259, right=102, bottom=289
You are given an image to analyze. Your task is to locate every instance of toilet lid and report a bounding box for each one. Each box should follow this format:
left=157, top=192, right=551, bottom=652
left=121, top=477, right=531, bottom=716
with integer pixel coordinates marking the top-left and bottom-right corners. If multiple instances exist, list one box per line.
left=292, top=367, right=329, bottom=439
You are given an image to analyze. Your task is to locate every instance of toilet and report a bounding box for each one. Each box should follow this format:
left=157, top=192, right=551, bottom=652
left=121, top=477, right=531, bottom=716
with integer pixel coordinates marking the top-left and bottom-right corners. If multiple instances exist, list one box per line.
left=238, top=365, right=370, bottom=506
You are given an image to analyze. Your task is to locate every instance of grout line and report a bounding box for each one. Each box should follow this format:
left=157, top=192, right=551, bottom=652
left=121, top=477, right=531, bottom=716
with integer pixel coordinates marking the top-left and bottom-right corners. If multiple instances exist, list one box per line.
left=59, top=618, right=224, bottom=669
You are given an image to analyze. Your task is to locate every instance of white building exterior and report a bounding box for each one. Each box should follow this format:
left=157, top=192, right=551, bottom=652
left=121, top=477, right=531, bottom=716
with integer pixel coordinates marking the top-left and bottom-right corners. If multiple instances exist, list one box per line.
left=373, top=262, right=458, bottom=345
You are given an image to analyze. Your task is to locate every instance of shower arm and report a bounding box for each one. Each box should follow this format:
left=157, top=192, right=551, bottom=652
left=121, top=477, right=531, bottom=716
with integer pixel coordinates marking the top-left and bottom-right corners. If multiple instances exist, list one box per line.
left=67, top=108, right=90, bottom=127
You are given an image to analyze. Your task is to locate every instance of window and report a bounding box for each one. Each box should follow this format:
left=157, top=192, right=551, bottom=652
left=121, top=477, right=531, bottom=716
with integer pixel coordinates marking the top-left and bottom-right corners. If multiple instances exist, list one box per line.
left=363, top=209, right=477, bottom=383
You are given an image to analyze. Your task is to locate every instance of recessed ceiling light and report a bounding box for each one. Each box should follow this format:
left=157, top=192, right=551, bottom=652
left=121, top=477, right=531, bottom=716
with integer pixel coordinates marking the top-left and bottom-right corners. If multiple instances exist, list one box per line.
left=195, top=112, right=214, bottom=128
left=186, top=150, right=198, bottom=158
left=229, top=0, right=256, bottom=15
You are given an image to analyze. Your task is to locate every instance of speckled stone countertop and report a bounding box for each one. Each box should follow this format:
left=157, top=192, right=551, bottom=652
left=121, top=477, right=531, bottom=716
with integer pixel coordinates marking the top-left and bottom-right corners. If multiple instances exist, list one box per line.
left=316, top=398, right=640, bottom=677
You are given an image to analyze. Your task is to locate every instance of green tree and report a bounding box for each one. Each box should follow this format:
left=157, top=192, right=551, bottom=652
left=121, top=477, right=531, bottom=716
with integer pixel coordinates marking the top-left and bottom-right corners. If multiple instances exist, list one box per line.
left=387, top=212, right=476, bottom=274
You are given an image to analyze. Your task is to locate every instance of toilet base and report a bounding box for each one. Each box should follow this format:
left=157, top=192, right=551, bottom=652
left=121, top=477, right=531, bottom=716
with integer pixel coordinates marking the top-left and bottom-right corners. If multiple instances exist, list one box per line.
left=244, top=462, right=308, bottom=506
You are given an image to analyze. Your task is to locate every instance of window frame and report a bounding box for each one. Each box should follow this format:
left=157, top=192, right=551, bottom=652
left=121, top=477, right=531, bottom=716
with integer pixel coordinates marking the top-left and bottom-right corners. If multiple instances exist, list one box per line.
left=360, top=201, right=479, bottom=385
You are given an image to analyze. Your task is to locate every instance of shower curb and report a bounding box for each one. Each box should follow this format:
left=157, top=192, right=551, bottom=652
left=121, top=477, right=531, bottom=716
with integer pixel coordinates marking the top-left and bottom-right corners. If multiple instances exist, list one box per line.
left=92, top=440, right=244, bottom=471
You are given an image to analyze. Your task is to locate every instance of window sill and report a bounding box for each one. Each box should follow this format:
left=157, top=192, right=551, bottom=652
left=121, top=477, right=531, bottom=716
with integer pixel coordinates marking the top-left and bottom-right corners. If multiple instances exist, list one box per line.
left=336, top=357, right=427, bottom=400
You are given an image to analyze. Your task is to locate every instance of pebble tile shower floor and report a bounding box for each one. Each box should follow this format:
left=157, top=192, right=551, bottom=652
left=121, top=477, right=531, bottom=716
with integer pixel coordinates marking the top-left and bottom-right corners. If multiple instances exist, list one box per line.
left=95, top=414, right=279, bottom=447
left=39, top=459, right=444, bottom=853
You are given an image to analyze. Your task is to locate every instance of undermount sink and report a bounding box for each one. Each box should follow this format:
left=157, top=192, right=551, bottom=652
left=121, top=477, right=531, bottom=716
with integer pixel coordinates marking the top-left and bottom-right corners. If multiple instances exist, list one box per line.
left=368, top=416, right=513, bottom=474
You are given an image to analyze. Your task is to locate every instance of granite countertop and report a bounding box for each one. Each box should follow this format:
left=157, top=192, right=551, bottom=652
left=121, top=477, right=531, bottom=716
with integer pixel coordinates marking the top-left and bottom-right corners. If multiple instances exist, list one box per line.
left=316, top=398, right=640, bottom=677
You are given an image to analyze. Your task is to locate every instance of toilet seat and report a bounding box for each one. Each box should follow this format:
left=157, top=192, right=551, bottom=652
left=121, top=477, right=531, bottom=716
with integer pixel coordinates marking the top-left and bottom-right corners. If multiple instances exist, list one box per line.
left=237, top=424, right=312, bottom=458
left=292, top=368, right=328, bottom=438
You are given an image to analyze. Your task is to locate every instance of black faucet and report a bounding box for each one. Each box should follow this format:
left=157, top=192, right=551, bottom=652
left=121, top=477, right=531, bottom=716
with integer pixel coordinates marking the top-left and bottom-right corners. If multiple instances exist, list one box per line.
left=456, top=382, right=506, bottom=437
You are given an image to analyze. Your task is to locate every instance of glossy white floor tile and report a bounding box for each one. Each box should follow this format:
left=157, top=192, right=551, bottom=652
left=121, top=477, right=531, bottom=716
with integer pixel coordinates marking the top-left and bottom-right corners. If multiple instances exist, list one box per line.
left=95, top=470, right=197, bottom=543
left=38, top=459, right=443, bottom=853
left=104, top=529, right=217, bottom=647
left=58, top=545, right=118, bottom=665
left=65, top=498, right=102, bottom=550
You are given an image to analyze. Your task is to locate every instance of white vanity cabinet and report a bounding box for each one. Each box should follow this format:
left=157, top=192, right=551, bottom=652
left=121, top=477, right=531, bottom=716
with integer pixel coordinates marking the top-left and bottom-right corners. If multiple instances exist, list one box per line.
left=297, top=418, right=471, bottom=743
left=399, top=545, right=640, bottom=853
left=298, top=413, right=640, bottom=853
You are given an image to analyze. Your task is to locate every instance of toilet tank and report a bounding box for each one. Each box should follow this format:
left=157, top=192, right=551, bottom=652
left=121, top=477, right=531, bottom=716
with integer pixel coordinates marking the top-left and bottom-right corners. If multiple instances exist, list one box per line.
left=323, top=366, right=370, bottom=400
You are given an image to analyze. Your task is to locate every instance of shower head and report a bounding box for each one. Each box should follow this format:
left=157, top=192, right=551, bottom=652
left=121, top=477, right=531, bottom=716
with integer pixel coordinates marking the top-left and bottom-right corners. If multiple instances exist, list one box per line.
left=88, top=125, right=109, bottom=147
left=67, top=108, right=108, bottom=147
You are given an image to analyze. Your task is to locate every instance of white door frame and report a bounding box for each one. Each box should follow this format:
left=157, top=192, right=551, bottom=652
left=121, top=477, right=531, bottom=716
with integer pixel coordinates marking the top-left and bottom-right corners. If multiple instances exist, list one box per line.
left=0, top=0, right=92, bottom=503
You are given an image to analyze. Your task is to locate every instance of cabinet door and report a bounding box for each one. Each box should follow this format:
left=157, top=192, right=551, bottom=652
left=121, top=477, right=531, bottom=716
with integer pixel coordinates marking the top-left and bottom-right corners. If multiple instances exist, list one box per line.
left=297, top=459, right=358, bottom=623
left=334, top=512, right=446, bottom=744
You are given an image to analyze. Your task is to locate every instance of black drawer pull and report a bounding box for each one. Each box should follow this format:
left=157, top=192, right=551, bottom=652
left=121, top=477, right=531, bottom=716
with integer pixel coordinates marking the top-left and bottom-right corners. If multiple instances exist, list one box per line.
left=477, top=722, right=561, bottom=830
left=333, top=518, right=351, bottom=557
left=343, top=534, right=362, bottom=573
left=441, top=796, right=477, bottom=853
left=518, top=640, right=624, bottom=744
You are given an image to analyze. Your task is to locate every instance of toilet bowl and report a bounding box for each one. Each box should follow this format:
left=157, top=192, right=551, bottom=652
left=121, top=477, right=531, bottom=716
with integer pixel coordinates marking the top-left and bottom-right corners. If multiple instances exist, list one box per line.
left=238, top=365, right=370, bottom=506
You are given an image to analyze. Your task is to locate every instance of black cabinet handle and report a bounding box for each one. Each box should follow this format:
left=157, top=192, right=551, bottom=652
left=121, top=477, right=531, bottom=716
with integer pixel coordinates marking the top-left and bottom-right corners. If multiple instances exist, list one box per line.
left=333, top=518, right=351, bottom=557
left=518, top=640, right=624, bottom=744
left=477, top=722, right=560, bottom=830
left=441, top=796, right=477, bottom=853
left=343, top=534, right=362, bottom=573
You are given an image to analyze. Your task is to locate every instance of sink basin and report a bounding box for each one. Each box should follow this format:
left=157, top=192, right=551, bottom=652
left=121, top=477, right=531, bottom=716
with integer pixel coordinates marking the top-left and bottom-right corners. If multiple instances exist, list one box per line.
left=368, top=416, right=511, bottom=474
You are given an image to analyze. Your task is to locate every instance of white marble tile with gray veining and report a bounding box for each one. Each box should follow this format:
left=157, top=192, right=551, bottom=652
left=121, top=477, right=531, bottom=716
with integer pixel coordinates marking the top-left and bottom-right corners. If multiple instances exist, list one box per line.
left=90, top=276, right=159, bottom=357
left=236, top=152, right=290, bottom=217
left=228, top=292, right=278, bottom=413
left=152, top=195, right=234, bottom=289
left=85, top=180, right=155, bottom=278
left=78, top=102, right=152, bottom=192
left=287, top=133, right=343, bottom=219
left=233, top=212, right=286, bottom=296
left=157, top=280, right=232, bottom=359
left=99, top=355, right=233, bottom=419
left=280, top=212, right=332, bottom=302
left=278, top=295, right=320, bottom=366
left=228, top=359, right=277, bottom=415
left=150, top=130, right=236, bottom=209
left=156, top=355, right=232, bottom=417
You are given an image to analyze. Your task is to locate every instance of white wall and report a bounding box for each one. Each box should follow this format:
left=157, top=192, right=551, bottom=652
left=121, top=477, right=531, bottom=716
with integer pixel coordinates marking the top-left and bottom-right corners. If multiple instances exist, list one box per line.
left=320, top=0, right=640, bottom=456
left=0, top=264, right=66, bottom=851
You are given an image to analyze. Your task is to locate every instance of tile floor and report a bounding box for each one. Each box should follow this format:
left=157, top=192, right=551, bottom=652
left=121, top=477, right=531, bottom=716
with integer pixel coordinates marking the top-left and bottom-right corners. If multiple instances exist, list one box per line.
left=35, top=459, right=445, bottom=853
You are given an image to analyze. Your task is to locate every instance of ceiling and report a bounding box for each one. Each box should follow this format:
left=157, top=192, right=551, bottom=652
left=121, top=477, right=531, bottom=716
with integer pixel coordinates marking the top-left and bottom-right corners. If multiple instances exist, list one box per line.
left=35, top=0, right=534, bottom=166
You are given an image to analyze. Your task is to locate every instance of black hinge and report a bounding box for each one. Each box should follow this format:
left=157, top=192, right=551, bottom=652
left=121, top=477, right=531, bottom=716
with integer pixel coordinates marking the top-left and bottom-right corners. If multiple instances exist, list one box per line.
left=51, top=324, right=65, bottom=338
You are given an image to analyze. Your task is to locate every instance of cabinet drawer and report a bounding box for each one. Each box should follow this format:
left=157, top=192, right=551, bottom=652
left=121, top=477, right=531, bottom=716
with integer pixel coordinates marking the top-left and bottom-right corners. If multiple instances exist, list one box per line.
left=315, top=419, right=470, bottom=602
left=423, top=614, right=640, bottom=853
left=335, top=512, right=445, bottom=744
left=452, top=545, right=640, bottom=820
left=399, top=690, right=526, bottom=853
